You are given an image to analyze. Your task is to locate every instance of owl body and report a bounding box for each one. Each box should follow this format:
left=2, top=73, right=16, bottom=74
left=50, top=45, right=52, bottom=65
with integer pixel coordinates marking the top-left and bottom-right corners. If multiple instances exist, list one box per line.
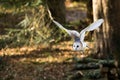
left=73, top=41, right=87, bottom=51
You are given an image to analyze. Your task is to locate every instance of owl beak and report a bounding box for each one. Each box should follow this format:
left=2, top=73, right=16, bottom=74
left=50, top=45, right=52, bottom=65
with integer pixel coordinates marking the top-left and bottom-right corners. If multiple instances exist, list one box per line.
left=75, top=47, right=77, bottom=50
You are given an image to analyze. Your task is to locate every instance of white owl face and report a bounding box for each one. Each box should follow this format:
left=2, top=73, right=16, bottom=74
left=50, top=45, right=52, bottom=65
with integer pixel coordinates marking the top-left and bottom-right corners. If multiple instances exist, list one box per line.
left=73, top=42, right=82, bottom=51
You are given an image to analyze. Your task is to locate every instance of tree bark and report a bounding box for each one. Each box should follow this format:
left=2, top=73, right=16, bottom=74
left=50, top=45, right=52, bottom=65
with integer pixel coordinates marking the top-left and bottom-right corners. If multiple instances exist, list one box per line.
left=86, top=0, right=93, bottom=23
left=92, top=0, right=112, bottom=59
left=108, top=1, right=120, bottom=64
left=92, top=0, right=120, bottom=71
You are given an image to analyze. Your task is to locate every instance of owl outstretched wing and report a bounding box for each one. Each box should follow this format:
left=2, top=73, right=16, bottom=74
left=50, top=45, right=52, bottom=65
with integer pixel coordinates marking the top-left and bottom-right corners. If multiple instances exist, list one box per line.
left=53, top=20, right=80, bottom=41
left=79, top=19, right=104, bottom=42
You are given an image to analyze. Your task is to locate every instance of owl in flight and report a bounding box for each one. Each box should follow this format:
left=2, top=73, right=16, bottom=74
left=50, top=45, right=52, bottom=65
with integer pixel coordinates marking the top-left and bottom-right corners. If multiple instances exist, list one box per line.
left=52, top=19, right=104, bottom=51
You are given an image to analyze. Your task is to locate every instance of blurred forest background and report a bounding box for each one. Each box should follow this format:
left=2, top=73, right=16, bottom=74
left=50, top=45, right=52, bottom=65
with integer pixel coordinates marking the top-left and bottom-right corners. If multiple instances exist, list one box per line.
left=0, top=0, right=120, bottom=80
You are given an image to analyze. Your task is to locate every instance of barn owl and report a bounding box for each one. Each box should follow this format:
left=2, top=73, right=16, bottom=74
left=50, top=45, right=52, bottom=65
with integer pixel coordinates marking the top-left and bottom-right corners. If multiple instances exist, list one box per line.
left=53, top=19, right=104, bottom=51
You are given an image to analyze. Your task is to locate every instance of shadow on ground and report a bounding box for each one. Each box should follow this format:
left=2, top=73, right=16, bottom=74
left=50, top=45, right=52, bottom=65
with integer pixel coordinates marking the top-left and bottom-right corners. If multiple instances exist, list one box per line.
left=0, top=46, right=79, bottom=80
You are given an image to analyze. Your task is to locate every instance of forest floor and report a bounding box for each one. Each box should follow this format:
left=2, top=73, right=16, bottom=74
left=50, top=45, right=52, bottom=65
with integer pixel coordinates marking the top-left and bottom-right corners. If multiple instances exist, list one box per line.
left=0, top=1, right=90, bottom=80
left=0, top=1, right=118, bottom=80
left=0, top=41, right=92, bottom=80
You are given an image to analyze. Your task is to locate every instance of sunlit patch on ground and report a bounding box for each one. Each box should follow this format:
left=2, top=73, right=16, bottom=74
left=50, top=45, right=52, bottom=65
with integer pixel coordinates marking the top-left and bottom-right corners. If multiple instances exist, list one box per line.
left=0, top=40, right=95, bottom=80
left=0, top=40, right=95, bottom=63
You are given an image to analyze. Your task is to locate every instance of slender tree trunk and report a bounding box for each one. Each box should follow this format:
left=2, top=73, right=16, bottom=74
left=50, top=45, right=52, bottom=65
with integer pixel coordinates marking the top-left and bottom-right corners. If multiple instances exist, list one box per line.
left=47, top=0, right=66, bottom=23
left=87, top=0, right=93, bottom=23
left=86, top=0, right=94, bottom=40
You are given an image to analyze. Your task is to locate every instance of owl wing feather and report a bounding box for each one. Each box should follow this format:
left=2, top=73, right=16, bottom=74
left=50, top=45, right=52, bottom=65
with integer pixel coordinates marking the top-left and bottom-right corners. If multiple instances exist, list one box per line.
left=79, top=19, right=104, bottom=42
left=53, top=20, right=80, bottom=41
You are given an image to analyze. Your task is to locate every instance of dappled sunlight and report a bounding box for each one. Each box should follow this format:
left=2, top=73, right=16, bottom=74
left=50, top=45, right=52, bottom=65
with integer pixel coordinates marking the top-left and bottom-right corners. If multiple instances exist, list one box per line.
left=65, top=0, right=86, bottom=10
left=0, top=41, right=95, bottom=63
left=0, top=0, right=119, bottom=79
left=0, top=46, right=37, bottom=56
left=0, top=42, right=76, bottom=80
left=0, top=40, right=103, bottom=80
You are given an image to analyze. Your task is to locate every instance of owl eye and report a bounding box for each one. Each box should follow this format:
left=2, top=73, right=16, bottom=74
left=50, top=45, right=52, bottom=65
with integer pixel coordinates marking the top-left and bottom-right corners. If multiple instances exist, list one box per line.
left=77, top=45, right=79, bottom=47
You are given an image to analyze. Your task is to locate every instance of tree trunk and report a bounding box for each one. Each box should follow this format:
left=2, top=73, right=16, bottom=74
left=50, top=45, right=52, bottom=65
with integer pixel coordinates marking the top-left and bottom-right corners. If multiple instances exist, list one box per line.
left=87, top=0, right=93, bottom=23
left=92, top=0, right=112, bottom=59
left=92, top=0, right=120, bottom=69
left=108, top=1, right=120, bottom=64
left=47, top=0, right=66, bottom=23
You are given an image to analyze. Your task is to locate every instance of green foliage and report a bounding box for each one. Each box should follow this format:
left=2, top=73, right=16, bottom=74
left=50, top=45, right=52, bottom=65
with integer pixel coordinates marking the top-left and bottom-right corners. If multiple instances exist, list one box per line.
left=0, top=0, right=55, bottom=49
left=0, top=0, right=69, bottom=49
left=0, top=0, right=44, bottom=8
